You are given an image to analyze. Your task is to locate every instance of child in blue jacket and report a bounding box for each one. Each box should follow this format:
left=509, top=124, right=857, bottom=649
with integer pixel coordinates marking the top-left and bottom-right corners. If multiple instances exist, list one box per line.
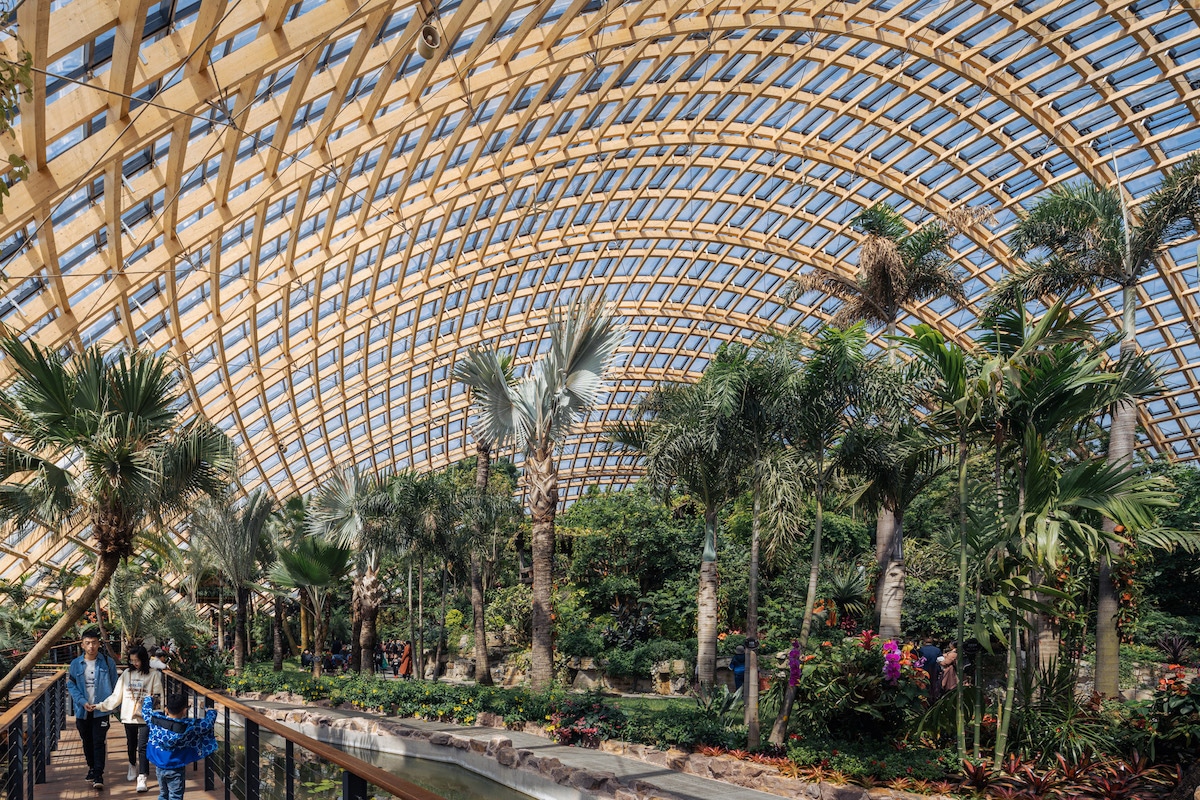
left=141, top=694, right=217, bottom=800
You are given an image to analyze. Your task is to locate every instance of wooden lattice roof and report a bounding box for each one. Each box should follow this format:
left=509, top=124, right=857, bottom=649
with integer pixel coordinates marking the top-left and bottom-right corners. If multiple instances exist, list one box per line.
left=3, top=0, right=1200, bottom=593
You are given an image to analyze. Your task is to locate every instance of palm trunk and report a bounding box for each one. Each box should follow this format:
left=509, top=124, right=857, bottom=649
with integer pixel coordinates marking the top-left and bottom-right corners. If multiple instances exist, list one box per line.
left=349, top=581, right=363, bottom=673
left=798, top=456, right=825, bottom=650
left=876, top=506, right=905, bottom=641
left=358, top=565, right=381, bottom=676
left=472, top=441, right=494, bottom=685
left=433, top=566, right=448, bottom=681
left=772, top=459, right=824, bottom=747
left=0, top=553, right=122, bottom=698
left=408, top=561, right=416, bottom=674
left=696, top=504, right=720, bottom=689
left=311, top=595, right=327, bottom=678
left=528, top=446, right=559, bottom=691
left=1096, top=285, right=1138, bottom=697
left=745, top=480, right=762, bottom=748
left=272, top=595, right=285, bottom=671
left=216, top=588, right=225, bottom=653
left=417, top=557, right=425, bottom=680
left=993, top=606, right=1020, bottom=764
left=954, top=433, right=969, bottom=758
left=234, top=586, right=249, bottom=672
left=300, top=604, right=311, bottom=652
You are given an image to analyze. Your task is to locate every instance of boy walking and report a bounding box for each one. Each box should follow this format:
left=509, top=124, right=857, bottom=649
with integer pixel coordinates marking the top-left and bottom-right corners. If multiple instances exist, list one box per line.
left=141, top=694, right=217, bottom=800
left=68, top=628, right=119, bottom=789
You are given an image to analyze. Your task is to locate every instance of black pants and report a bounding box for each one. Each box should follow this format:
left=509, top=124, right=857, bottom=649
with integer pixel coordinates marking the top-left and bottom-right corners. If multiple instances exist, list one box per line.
left=123, top=722, right=149, bottom=776
left=76, top=712, right=110, bottom=775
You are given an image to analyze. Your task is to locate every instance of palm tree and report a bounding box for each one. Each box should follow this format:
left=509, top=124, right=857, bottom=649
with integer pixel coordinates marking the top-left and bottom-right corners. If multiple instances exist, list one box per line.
left=767, top=325, right=871, bottom=746
left=455, top=297, right=626, bottom=690
left=785, top=203, right=983, bottom=361
left=0, top=338, right=236, bottom=698
left=271, top=534, right=353, bottom=677
left=265, top=496, right=308, bottom=669
left=189, top=488, right=276, bottom=671
left=842, top=417, right=948, bottom=641
left=609, top=369, right=751, bottom=690
left=987, top=155, right=1200, bottom=695
left=456, top=352, right=514, bottom=686
left=107, top=559, right=206, bottom=657
left=309, top=468, right=392, bottom=674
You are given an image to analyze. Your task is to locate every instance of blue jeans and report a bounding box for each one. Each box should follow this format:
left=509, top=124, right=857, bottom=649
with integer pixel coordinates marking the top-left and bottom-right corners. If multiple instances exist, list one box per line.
left=157, top=768, right=184, bottom=800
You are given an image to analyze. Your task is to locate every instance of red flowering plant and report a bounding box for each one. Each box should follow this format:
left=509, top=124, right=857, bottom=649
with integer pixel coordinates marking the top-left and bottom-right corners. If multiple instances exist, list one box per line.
left=1144, top=664, right=1200, bottom=762
left=545, top=693, right=627, bottom=748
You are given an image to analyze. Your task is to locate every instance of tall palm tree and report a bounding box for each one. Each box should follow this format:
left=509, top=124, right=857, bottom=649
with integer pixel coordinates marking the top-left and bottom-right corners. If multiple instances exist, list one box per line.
left=309, top=468, right=391, bottom=674
left=842, top=418, right=948, bottom=641
left=609, top=368, right=751, bottom=690
left=265, top=496, right=308, bottom=669
left=271, top=534, right=352, bottom=677
left=0, top=338, right=236, bottom=698
left=190, top=488, right=276, bottom=671
left=987, top=155, right=1200, bottom=695
left=767, top=325, right=871, bottom=746
left=457, top=353, right=513, bottom=686
left=455, top=297, right=626, bottom=690
left=108, top=558, right=206, bottom=657
left=785, top=203, right=982, bottom=361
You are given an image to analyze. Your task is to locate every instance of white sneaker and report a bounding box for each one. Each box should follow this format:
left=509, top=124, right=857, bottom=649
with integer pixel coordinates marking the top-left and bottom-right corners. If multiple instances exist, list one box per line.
left=127, top=765, right=136, bottom=782
left=136, top=775, right=148, bottom=793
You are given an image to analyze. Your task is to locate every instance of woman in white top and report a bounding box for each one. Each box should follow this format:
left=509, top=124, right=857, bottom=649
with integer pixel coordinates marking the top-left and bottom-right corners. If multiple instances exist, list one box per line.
left=94, top=645, right=164, bottom=792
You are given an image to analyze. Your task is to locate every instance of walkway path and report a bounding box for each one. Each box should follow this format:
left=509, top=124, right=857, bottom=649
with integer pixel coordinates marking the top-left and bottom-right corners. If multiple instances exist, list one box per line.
left=42, top=716, right=223, bottom=800
left=245, top=699, right=781, bottom=800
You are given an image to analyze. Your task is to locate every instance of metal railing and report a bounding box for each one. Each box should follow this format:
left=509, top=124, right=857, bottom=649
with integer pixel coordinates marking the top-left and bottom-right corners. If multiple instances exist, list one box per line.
left=0, top=671, right=67, bottom=800
left=163, top=672, right=445, bottom=800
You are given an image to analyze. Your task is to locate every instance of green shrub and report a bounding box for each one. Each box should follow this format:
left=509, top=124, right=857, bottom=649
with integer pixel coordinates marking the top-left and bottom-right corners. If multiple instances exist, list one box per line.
left=785, top=737, right=955, bottom=782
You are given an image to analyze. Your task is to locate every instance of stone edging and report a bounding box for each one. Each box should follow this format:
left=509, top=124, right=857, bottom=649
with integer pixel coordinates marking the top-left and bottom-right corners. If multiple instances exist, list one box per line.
left=238, top=692, right=957, bottom=800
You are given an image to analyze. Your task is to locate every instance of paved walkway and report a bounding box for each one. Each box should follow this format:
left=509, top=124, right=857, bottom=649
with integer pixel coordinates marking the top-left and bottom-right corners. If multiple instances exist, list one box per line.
left=40, top=717, right=222, bottom=800
left=246, top=700, right=780, bottom=800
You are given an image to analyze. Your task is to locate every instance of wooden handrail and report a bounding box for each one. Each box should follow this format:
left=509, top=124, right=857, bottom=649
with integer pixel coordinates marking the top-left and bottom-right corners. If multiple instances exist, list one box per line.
left=163, top=672, right=445, bottom=800
left=0, top=672, right=65, bottom=728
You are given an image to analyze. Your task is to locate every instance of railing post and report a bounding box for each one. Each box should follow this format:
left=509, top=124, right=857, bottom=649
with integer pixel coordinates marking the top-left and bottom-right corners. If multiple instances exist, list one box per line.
left=24, top=706, right=34, bottom=800
left=7, top=715, right=24, bottom=800
left=342, top=771, right=368, bottom=800
left=284, top=740, right=294, bottom=800
left=204, top=698, right=215, bottom=792
left=33, top=691, right=46, bottom=784
left=244, top=720, right=259, bottom=800
left=223, top=706, right=231, bottom=800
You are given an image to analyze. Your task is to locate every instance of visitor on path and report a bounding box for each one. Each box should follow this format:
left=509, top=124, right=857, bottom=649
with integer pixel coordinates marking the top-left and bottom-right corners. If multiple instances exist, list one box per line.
left=95, top=645, right=165, bottom=793
left=399, top=641, right=413, bottom=679
left=938, top=643, right=959, bottom=694
left=388, top=641, right=400, bottom=677
left=69, top=628, right=119, bottom=789
left=918, top=637, right=943, bottom=699
left=142, top=694, right=217, bottom=800
left=730, top=646, right=747, bottom=691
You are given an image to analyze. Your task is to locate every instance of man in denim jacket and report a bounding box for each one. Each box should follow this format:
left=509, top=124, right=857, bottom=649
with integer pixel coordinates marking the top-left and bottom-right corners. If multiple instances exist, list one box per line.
left=142, top=694, right=217, bottom=800
left=68, top=629, right=119, bottom=788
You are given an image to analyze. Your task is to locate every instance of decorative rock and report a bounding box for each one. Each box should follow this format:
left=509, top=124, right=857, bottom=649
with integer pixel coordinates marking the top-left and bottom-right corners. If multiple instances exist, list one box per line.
left=428, top=732, right=451, bottom=746
left=819, top=783, right=869, bottom=800
left=494, top=747, right=519, bottom=767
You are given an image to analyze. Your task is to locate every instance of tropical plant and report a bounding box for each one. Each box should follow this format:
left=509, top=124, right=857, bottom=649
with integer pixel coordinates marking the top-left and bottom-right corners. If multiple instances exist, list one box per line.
left=107, top=559, right=207, bottom=656
left=309, top=468, right=392, bottom=674
left=270, top=534, right=353, bottom=677
left=608, top=357, right=752, bottom=690
left=189, top=488, right=275, bottom=671
left=988, top=155, right=1200, bottom=696
left=454, top=296, right=625, bottom=690
left=784, top=202, right=985, bottom=360
left=0, top=338, right=237, bottom=698
left=456, top=352, right=514, bottom=686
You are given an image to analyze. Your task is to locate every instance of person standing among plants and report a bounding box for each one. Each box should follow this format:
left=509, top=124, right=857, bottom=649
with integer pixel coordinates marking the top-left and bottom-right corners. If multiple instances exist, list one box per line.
left=95, top=645, right=164, bottom=793
left=918, top=637, right=942, bottom=699
left=938, top=643, right=958, bottom=695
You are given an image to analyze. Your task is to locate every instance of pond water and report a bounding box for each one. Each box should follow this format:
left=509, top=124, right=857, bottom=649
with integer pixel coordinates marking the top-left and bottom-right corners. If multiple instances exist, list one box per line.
left=216, top=721, right=533, bottom=800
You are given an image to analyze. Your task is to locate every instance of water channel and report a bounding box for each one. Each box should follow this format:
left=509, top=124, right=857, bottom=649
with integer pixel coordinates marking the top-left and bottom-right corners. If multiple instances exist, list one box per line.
left=216, top=719, right=533, bottom=800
